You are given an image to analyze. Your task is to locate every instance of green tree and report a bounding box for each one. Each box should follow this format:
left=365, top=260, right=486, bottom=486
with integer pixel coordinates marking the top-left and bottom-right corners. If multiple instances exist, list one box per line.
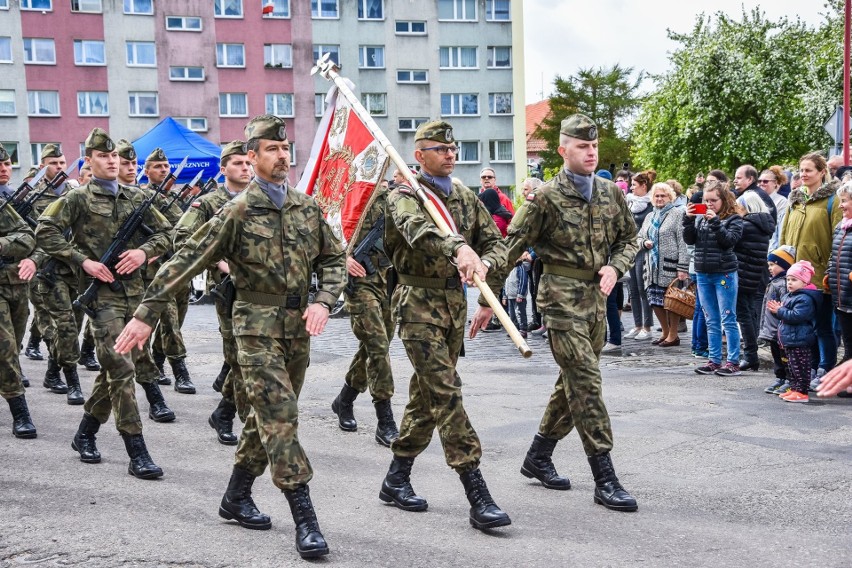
left=536, top=65, right=645, bottom=172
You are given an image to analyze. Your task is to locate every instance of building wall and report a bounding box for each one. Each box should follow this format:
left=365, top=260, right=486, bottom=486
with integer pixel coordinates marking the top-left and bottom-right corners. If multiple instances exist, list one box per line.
left=0, top=3, right=28, bottom=172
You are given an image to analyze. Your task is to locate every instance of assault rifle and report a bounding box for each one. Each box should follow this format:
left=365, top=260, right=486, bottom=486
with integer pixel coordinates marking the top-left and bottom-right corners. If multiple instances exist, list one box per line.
left=159, top=170, right=202, bottom=214
left=15, top=158, right=80, bottom=228
left=208, top=273, right=235, bottom=313
left=73, top=158, right=188, bottom=317
left=345, top=213, right=384, bottom=296
left=0, top=167, right=47, bottom=215
left=179, top=173, right=223, bottom=211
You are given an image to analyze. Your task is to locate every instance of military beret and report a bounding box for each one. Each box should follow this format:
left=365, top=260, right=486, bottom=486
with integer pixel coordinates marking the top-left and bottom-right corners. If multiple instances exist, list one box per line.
left=40, top=143, right=63, bottom=160
left=221, top=140, right=247, bottom=161
left=244, top=115, right=287, bottom=142
left=415, top=120, right=454, bottom=143
left=116, top=139, right=137, bottom=161
left=84, top=128, right=116, bottom=153
left=560, top=113, right=598, bottom=141
left=0, top=143, right=9, bottom=162
left=146, top=147, right=168, bottom=164
left=24, top=166, right=39, bottom=180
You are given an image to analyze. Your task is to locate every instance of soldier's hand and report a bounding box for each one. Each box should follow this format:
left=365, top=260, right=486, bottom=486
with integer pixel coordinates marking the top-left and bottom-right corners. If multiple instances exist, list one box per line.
left=82, top=258, right=115, bottom=283
left=817, top=359, right=852, bottom=397
left=114, top=317, right=153, bottom=354
left=455, top=244, right=487, bottom=285
left=115, top=249, right=147, bottom=275
left=469, top=306, right=493, bottom=339
left=346, top=256, right=367, bottom=278
left=303, top=303, right=330, bottom=336
left=18, top=258, right=36, bottom=281
left=598, top=265, right=618, bottom=295
left=217, top=260, right=230, bottom=274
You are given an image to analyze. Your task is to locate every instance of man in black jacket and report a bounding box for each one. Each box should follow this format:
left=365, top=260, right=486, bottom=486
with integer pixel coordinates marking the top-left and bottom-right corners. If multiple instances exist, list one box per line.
left=734, top=165, right=776, bottom=222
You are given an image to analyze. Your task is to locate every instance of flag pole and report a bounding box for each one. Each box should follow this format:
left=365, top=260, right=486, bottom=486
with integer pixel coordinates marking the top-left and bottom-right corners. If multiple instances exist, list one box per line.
left=311, top=55, right=532, bottom=358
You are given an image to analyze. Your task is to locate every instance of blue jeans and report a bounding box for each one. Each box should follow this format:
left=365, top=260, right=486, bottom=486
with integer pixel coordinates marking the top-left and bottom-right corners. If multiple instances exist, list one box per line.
left=690, top=274, right=708, bottom=353
left=696, top=272, right=740, bottom=364
left=815, top=293, right=837, bottom=371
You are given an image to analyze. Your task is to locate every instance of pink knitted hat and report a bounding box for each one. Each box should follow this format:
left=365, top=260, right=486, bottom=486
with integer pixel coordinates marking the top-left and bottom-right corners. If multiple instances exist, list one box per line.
left=787, top=260, right=815, bottom=284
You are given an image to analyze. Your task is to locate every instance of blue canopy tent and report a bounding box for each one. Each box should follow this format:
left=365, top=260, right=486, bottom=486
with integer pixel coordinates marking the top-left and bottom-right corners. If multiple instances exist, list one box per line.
left=132, top=117, right=221, bottom=184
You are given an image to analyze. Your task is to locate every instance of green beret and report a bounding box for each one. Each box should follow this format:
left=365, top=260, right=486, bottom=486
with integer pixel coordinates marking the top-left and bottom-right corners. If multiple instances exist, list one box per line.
left=0, top=143, right=9, bottom=162
left=244, top=115, right=287, bottom=142
left=84, top=128, right=116, bottom=153
left=560, top=113, right=598, bottom=141
left=146, top=147, right=168, bottom=164
left=116, top=139, right=137, bottom=161
left=415, top=120, right=454, bottom=143
left=40, top=143, right=63, bottom=160
left=221, top=140, right=247, bottom=161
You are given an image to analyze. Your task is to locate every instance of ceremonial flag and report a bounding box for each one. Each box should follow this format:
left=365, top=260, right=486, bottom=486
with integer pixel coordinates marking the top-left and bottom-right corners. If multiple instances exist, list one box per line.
left=296, top=85, right=389, bottom=247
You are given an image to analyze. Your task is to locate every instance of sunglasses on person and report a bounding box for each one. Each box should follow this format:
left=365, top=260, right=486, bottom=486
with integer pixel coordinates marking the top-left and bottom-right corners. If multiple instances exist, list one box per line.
left=480, top=175, right=494, bottom=179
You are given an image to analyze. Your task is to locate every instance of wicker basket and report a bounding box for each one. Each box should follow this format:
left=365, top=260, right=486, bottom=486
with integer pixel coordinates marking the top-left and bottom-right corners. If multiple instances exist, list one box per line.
left=663, top=279, right=696, bottom=320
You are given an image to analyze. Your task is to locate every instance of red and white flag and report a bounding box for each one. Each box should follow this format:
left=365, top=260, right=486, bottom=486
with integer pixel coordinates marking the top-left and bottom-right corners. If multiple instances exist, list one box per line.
left=296, top=85, right=389, bottom=247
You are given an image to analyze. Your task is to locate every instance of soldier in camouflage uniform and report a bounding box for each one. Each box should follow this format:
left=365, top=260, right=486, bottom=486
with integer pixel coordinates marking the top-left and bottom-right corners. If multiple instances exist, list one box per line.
left=173, top=140, right=252, bottom=445
left=379, top=120, right=512, bottom=531
left=495, top=114, right=639, bottom=512
left=115, top=115, right=344, bottom=559
left=0, top=143, right=38, bottom=438
left=330, top=183, right=399, bottom=447
left=37, top=128, right=172, bottom=480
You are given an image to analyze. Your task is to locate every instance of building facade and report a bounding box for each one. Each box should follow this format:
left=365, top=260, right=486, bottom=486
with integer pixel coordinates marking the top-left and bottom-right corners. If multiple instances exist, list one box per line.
left=0, top=0, right=524, bottom=189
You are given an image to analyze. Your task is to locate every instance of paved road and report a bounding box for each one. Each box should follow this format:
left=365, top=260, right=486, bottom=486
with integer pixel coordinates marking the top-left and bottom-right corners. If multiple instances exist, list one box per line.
left=2, top=295, right=850, bottom=567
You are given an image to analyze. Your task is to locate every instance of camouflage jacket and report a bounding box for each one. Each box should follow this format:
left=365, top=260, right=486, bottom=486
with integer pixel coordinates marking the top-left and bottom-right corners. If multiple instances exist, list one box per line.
left=0, top=206, right=36, bottom=286
left=172, top=184, right=235, bottom=287
left=141, top=184, right=182, bottom=279
left=35, top=181, right=173, bottom=297
left=133, top=180, right=346, bottom=339
left=26, top=179, right=70, bottom=268
left=346, top=185, right=392, bottom=306
left=385, top=174, right=507, bottom=329
left=504, top=169, right=638, bottom=327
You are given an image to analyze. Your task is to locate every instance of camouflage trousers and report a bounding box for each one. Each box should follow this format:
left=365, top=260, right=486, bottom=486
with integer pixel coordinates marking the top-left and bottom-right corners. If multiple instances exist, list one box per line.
left=28, top=277, right=49, bottom=340
left=538, top=316, right=614, bottom=456
left=0, top=283, right=29, bottom=400
left=36, top=273, right=83, bottom=367
left=344, top=297, right=394, bottom=402
left=216, top=299, right=248, bottom=421
left=233, top=334, right=312, bottom=491
left=392, top=322, right=481, bottom=474
left=83, top=293, right=144, bottom=435
left=152, top=285, right=189, bottom=361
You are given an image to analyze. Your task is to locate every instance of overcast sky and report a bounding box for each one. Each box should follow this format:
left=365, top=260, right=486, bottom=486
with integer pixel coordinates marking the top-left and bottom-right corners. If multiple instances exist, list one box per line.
left=523, top=1, right=832, bottom=102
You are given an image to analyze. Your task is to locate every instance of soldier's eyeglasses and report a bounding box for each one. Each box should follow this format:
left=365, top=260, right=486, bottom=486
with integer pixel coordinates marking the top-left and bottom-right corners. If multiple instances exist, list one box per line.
left=421, top=145, right=458, bottom=155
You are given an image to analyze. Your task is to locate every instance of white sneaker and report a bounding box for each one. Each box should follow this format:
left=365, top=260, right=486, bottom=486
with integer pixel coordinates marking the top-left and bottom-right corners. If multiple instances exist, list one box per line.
left=623, top=328, right=640, bottom=339
left=601, top=342, right=622, bottom=355
left=634, top=330, right=652, bottom=341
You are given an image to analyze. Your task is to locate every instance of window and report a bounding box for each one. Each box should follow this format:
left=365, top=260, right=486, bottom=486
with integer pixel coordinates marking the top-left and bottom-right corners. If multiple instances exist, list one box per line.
left=398, top=117, right=427, bottom=132
left=312, top=45, right=339, bottom=66
left=0, top=142, right=19, bottom=167
left=264, top=0, right=289, bottom=17
left=129, top=92, right=158, bottom=116
left=215, top=0, right=243, bottom=17
left=264, top=44, right=292, bottom=68
left=361, top=93, right=386, bottom=116
left=27, top=91, right=60, bottom=116
left=74, top=40, right=106, bottom=66
left=395, top=20, right=426, bottom=35
left=71, top=0, right=101, bottom=13
left=216, top=43, right=245, bottom=68
left=487, top=46, right=511, bottom=68
left=397, top=70, right=428, bottom=84
left=0, top=90, right=15, bottom=115
left=23, top=38, right=56, bottom=65
left=314, top=93, right=327, bottom=117
left=489, top=140, right=513, bottom=162
left=0, top=37, right=11, bottom=63
left=357, top=0, right=382, bottom=20
left=21, top=0, right=52, bottom=10
left=126, top=42, right=156, bottom=66
left=0, top=0, right=7, bottom=9
left=265, top=93, right=294, bottom=117
left=488, top=93, right=512, bottom=115
left=438, top=0, right=476, bottom=21
left=166, top=16, right=202, bottom=31
left=174, top=117, right=208, bottom=132
left=289, top=142, right=296, bottom=165
left=77, top=91, right=108, bottom=116
left=220, top=93, right=248, bottom=117
left=124, top=0, right=153, bottom=15
left=311, top=0, right=338, bottom=18
left=485, top=0, right=510, bottom=21
left=439, top=47, right=477, bottom=69
left=457, top=141, right=479, bottom=163
left=441, top=93, right=478, bottom=116
left=169, top=66, right=205, bottom=81
left=358, top=46, right=384, bottom=69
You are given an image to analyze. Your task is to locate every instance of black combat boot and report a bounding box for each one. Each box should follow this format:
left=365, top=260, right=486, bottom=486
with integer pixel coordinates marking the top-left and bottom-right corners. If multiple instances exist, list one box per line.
left=209, top=398, right=238, bottom=445
left=140, top=381, right=175, bottom=422
left=24, top=334, right=44, bottom=360
left=7, top=395, right=37, bottom=439
left=374, top=399, right=399, bottom=447
left=283, top=485, right=329, bottom=559
left=588, top=453, right=638, bottom=512
left=379, top=456, right=428, bottom=511
left=42, top=356, right=68, bottom=394
left=71, top=413, right=101, bottom=463
left=63, top=366, right=85, bottom=405
left=218, top=466, right=272, bottom=530
left=120, top=432, right=164, bottom=479
left=153, top=350, right=172, bottom=385
left=78, top=337, right=100, bottom=371
left=170, top=358, right=196, bottom=394
left=459, top=468, right=511, bottom=530
left=20, top=374, right=29, bottom=388
left=520, top=433, right=571, bottom=490
left=331, top=383, right=358, bottom=431
left=212, top=362, right=230, bottom=393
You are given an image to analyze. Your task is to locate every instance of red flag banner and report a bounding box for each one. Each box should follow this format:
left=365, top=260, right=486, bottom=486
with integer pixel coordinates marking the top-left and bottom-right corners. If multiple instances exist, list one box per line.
left=296, top=86, right=389, bottom=246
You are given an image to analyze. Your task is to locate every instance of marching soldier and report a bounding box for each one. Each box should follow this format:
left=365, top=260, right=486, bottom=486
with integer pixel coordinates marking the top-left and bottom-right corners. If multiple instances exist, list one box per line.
left=36, top=128, right=172, bottom=479
left=115, top=115, right=345, bottom=559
